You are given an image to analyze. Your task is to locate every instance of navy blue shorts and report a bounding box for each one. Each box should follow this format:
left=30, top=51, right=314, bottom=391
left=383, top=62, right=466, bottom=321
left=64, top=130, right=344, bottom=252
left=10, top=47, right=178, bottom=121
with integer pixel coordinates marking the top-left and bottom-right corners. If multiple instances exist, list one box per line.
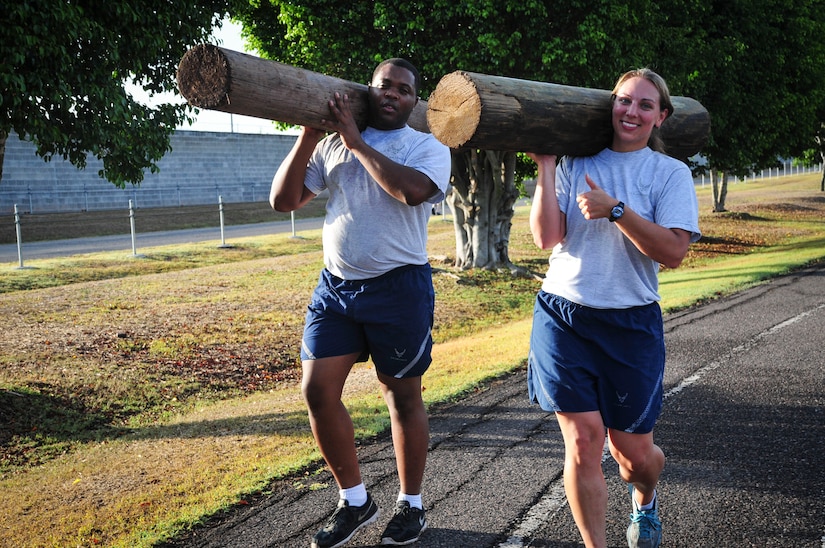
left=527, top=292, right=665, bottom=433
left=300, top=264, right=434, bottom=379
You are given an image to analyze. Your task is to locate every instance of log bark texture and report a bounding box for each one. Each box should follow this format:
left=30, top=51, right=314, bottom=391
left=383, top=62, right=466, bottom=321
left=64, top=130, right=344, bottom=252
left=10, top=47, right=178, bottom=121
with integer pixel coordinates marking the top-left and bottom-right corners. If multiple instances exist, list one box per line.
left=426, top=71, right=710, bottom=160
left=176, top=44, right=429, bottom=133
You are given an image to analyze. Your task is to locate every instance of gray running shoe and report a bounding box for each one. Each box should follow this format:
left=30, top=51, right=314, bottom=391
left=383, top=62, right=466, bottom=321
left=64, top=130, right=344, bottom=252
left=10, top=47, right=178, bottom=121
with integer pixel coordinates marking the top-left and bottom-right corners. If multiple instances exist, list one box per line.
left=380, top=501, right=428, bottom=545
left=311, top=494, right=379, bottom=548
left=626, top=485, right=662, bottom=548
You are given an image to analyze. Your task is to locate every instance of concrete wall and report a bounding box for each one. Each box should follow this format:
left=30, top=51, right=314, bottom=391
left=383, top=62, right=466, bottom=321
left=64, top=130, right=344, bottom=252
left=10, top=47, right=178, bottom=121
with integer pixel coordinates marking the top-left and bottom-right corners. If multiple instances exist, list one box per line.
left=0, top=130, right=297, bottom=214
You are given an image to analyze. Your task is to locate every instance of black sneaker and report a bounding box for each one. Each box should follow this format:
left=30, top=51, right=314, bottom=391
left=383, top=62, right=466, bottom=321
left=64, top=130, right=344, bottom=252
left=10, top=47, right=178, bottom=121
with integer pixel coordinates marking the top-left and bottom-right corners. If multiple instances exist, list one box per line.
left=380, top=501, right=428, bottom=545
left=311, top=495, right=379, bottom=548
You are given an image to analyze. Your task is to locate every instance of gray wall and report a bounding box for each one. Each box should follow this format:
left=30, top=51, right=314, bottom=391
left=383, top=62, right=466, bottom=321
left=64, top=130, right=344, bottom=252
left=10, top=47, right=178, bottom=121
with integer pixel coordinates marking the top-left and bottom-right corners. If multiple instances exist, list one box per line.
left=0, top=130, right=297, bottom=214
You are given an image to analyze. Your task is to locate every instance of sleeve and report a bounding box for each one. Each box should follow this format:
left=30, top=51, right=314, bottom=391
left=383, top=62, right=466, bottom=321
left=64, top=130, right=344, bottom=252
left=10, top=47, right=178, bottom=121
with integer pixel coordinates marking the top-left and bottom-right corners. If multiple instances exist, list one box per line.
left=409, top=134, right=452, bottom=203
left=303, top=136, right=333, bottom=195
left=555, top=156, right=574, bottom=212
left=655, top=161, right=702, bottom=243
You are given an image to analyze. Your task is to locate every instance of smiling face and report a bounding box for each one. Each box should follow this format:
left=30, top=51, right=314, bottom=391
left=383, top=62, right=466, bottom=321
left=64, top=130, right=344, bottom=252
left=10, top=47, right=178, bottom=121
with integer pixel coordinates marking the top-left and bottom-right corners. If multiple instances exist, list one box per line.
left=367, top=62, right=419, bottom=130
left=611, top=76, right=669, bottom=152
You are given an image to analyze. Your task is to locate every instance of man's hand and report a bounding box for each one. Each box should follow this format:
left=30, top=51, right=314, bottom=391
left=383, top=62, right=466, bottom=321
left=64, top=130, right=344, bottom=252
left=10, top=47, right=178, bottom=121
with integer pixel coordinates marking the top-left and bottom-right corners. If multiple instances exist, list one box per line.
left=321, top=92, right=364, bottom=151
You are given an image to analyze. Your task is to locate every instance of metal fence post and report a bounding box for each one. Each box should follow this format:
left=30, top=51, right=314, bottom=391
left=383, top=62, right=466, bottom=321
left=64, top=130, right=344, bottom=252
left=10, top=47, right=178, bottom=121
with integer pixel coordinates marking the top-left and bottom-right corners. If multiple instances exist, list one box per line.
left=218, top=195, right=233, bottom=248
left=129, top=199, right=140, bottom=257
left=14, top=204, right=24, bottom=268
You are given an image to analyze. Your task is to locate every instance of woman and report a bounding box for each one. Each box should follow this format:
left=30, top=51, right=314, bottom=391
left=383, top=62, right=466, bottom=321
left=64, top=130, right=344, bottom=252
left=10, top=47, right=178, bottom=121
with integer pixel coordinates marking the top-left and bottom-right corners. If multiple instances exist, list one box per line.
left=527, top=68, right=701, bottom=548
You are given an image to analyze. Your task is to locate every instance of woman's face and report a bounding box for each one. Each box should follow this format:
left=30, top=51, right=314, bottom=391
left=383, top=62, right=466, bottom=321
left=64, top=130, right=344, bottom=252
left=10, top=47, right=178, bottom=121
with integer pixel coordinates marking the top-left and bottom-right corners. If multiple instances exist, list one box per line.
left=611, top=76, right=669, bottom=152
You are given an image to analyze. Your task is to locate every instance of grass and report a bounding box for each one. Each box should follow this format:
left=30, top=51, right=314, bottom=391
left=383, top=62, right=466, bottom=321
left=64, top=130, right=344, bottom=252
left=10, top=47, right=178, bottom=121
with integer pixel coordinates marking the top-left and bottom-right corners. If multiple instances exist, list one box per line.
left=0, top=174, right=823, bottom=547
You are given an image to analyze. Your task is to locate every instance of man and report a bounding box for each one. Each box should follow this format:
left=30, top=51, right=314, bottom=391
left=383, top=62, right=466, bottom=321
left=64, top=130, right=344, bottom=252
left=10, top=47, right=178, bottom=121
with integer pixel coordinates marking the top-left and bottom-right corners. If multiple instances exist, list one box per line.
left=270, top=58, right=451, bottom=547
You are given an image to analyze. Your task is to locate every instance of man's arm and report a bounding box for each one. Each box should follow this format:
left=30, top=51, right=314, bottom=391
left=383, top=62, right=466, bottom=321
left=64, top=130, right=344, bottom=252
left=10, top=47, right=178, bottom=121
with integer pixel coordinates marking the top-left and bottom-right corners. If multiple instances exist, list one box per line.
left=323, top=93, right=438, bottom=206
left=270, top=127, right=323, bottom=212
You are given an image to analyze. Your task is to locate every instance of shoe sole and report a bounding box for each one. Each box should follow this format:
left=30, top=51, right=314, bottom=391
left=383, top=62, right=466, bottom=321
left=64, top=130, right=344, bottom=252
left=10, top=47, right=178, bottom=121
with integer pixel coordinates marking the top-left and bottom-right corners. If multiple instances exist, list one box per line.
left=380, top=519, right=428, bottom=545
left=311, top=508, right=380, bottom=548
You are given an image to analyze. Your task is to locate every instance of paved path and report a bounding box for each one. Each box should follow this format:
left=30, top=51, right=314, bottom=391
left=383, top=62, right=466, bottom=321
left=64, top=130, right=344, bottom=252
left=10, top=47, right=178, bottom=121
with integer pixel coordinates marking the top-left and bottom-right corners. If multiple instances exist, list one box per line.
left=0, top=217, right=325, bottom=264
left=158, top=263, right=825, bottom=547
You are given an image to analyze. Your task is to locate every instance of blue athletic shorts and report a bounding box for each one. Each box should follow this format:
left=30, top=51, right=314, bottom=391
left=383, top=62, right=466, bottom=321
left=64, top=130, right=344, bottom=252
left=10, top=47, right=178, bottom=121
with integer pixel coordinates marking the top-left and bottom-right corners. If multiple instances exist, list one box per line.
left=300, top=264, right=434, bottom=379
left=527, top=292, right=665, bottom=433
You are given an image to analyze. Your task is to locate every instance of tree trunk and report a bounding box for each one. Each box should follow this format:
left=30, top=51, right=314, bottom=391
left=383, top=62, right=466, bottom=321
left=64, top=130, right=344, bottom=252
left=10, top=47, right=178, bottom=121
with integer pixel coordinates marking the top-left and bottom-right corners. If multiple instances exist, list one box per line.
left=819, top=151, right=825, bottom=192
left=426, top=71, right=711, bottom=161
left=448, top=149, right=524, bottom=271
left=176, top=44, right=429, bottom=133
left=711, top=169, right=729, bottom=212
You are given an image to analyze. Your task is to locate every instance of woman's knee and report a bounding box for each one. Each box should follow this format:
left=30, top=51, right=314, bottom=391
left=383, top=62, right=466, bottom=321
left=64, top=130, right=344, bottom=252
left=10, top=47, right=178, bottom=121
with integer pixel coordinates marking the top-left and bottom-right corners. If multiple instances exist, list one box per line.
left=557, top=412, right=607, bottom=460
left=609, top=432, right=663, bottom=473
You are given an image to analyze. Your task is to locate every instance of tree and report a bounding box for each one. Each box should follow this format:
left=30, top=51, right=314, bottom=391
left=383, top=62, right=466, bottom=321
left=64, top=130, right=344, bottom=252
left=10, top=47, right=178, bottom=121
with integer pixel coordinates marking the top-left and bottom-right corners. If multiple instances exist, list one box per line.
left=235, top=0, right=825, bottom=260
left=236, top=0, right=662, bottom=270
left=652, top=0, right=825, bottom=211
left=1, top=0, right=231, bottom=187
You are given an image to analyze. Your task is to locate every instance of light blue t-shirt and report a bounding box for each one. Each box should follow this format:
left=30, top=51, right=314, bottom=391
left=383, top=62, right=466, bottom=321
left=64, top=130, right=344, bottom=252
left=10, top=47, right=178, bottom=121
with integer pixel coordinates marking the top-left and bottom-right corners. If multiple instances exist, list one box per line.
left=542, top=147, right=701, bottom=308
left=304, top=125, right=451, bottom=280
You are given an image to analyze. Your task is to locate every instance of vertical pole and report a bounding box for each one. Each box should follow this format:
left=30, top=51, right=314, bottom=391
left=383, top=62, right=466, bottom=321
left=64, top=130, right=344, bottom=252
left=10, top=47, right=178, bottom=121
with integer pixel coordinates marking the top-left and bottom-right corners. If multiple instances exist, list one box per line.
left=291, top=211, right=297, bottom=237
left=219, top=195, right=228, bottom=247
left=14, top=204, right=24, bottom=268
left=129, top=199, right=139, bottom=257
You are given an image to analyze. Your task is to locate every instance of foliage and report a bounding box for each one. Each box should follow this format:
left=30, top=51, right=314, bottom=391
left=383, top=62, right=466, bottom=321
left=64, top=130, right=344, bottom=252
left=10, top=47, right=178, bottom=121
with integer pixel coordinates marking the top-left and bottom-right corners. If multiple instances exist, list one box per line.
left=0, top=0, right=231, bottom=186
left=706, top=0, right=825, bottom=177
left=235, top=0, right=667, bottom=267
left=238, top=1, right=825, bottom=199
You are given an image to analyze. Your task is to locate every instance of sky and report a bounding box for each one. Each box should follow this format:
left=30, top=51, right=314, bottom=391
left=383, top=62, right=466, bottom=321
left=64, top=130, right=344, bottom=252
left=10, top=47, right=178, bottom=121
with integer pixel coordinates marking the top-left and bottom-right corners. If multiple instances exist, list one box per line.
left=129, top=18, right=279, bottom=134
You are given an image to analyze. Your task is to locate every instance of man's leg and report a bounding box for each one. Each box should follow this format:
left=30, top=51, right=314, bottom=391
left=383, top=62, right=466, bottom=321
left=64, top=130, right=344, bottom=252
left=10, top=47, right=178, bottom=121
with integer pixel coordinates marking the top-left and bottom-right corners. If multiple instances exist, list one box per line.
left=377, top=372, right=429, bottom=545
left=378, top=373, right=429, bottom=494
left=302, top=352, right=363, bottom=489
left=556, top=410, right=609, bottom=548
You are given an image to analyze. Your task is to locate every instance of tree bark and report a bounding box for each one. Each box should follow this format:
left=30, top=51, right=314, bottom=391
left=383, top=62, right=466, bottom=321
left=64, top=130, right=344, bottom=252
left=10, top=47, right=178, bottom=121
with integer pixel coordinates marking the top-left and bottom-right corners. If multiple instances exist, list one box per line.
left=176, top=44, right=429, bottom=133
left=426, top=71, right=710, bottom=161
left=449, top=150, right=524, bottom=271
left=711, top=169, right=729, bottom=212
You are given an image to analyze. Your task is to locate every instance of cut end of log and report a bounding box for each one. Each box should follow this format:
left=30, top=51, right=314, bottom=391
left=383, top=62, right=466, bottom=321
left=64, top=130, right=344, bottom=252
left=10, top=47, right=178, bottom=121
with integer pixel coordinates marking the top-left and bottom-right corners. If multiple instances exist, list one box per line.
left=177, top=44, right=231, bottom=109
left=426, top=71, right=481, bottom=148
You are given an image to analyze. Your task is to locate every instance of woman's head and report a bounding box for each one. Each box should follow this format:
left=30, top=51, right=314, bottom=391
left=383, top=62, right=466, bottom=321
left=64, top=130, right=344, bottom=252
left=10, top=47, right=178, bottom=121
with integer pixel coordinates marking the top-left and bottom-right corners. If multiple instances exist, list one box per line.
left=610, top=68, right=673, bottom=153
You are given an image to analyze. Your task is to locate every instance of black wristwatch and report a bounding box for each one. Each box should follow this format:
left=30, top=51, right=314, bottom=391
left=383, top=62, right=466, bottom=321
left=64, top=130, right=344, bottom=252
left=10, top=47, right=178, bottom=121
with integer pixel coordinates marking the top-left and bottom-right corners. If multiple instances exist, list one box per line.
left=609, top=201, right=625, bottom=222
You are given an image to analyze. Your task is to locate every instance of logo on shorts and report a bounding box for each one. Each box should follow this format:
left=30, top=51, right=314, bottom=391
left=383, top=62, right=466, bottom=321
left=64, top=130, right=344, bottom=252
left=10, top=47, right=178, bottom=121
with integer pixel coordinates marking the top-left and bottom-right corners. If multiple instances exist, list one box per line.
left=616, top=391, right=629, bottom=404
left=394, top=348, right=407, bottom=359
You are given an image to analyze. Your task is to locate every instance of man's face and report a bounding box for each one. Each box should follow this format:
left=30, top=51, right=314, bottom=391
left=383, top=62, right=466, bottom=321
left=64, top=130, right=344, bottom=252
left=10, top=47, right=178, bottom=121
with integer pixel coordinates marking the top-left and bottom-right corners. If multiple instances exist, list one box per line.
left=367, top=64, right=419, bottom=130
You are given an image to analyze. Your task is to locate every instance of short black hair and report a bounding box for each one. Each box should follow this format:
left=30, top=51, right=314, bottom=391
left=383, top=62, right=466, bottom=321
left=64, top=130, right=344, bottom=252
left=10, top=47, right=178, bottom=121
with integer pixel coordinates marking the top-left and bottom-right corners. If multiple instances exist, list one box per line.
left=373, top=58, right=421, bottom=95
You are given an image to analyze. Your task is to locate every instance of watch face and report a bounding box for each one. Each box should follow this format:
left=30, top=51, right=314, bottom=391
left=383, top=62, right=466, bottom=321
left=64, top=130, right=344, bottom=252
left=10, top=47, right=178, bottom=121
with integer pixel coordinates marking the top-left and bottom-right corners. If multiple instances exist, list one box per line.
left=610, top=203, right=624, bottom=221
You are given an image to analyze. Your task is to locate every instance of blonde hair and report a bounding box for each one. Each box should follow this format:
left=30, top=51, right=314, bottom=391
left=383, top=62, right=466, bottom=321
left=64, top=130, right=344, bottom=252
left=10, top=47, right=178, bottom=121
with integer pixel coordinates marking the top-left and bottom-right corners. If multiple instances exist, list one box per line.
left=611, top=68, right=673, bottom=153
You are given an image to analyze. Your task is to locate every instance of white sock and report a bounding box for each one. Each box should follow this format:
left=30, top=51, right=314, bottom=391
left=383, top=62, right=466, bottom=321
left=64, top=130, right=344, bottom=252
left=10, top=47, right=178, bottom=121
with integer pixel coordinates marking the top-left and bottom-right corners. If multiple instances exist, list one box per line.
left=398, top=492, right=423, bottom=510
left=638, top=490, right=657, bottom=512
left=340, top=484, right=368, bottom=507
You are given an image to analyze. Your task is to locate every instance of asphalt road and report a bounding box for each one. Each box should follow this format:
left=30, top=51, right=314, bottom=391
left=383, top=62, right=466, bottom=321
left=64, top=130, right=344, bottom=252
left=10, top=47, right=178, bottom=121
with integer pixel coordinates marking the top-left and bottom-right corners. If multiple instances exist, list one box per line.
left=152, top=262, right=825, bottom=548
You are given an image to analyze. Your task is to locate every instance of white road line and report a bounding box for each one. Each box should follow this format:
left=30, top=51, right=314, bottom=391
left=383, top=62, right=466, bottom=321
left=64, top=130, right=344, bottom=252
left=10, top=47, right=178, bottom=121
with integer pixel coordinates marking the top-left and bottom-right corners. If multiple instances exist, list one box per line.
left=496, top=303, right=825, bottom=548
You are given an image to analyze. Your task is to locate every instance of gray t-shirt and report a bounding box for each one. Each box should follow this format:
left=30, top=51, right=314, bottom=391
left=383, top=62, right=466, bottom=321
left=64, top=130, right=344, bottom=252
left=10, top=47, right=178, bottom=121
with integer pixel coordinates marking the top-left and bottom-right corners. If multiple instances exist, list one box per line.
left=304, top=125, right=451, bottom=280
left=542, top=147, right=701, bottom=308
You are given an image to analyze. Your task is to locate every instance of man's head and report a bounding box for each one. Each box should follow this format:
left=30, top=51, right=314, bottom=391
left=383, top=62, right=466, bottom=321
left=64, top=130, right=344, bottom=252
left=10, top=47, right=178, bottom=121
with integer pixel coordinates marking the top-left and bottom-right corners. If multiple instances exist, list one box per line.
left=367, top=58, right=420, bottom=130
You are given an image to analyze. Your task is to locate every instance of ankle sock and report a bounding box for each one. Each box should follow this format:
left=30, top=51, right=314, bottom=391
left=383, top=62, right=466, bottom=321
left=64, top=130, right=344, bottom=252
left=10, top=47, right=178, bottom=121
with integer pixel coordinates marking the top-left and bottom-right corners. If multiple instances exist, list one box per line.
left=638, top=490, right=657, bottom=512
left=398, top=492, right=423, bottom=510
left=340, top=484, right=368, bottom=507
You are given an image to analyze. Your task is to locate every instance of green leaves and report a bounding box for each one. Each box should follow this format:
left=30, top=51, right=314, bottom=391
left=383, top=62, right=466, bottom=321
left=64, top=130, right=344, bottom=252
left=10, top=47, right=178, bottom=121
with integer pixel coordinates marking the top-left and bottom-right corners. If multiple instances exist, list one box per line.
left=1, top=0, right=232, bottom=187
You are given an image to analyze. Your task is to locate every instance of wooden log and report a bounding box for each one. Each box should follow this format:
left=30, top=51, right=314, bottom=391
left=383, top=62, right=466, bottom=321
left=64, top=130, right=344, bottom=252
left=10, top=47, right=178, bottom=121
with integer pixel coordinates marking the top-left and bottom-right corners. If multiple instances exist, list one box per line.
left=176, top=44, right=429, bottom=133
left=426, top=71, right=710, bottom=160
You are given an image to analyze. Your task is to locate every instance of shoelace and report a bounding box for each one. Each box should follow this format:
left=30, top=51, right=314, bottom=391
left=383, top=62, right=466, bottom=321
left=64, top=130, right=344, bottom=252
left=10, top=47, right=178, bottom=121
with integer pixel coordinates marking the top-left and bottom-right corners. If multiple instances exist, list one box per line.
left=629, top=509, right=660, bottom=531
